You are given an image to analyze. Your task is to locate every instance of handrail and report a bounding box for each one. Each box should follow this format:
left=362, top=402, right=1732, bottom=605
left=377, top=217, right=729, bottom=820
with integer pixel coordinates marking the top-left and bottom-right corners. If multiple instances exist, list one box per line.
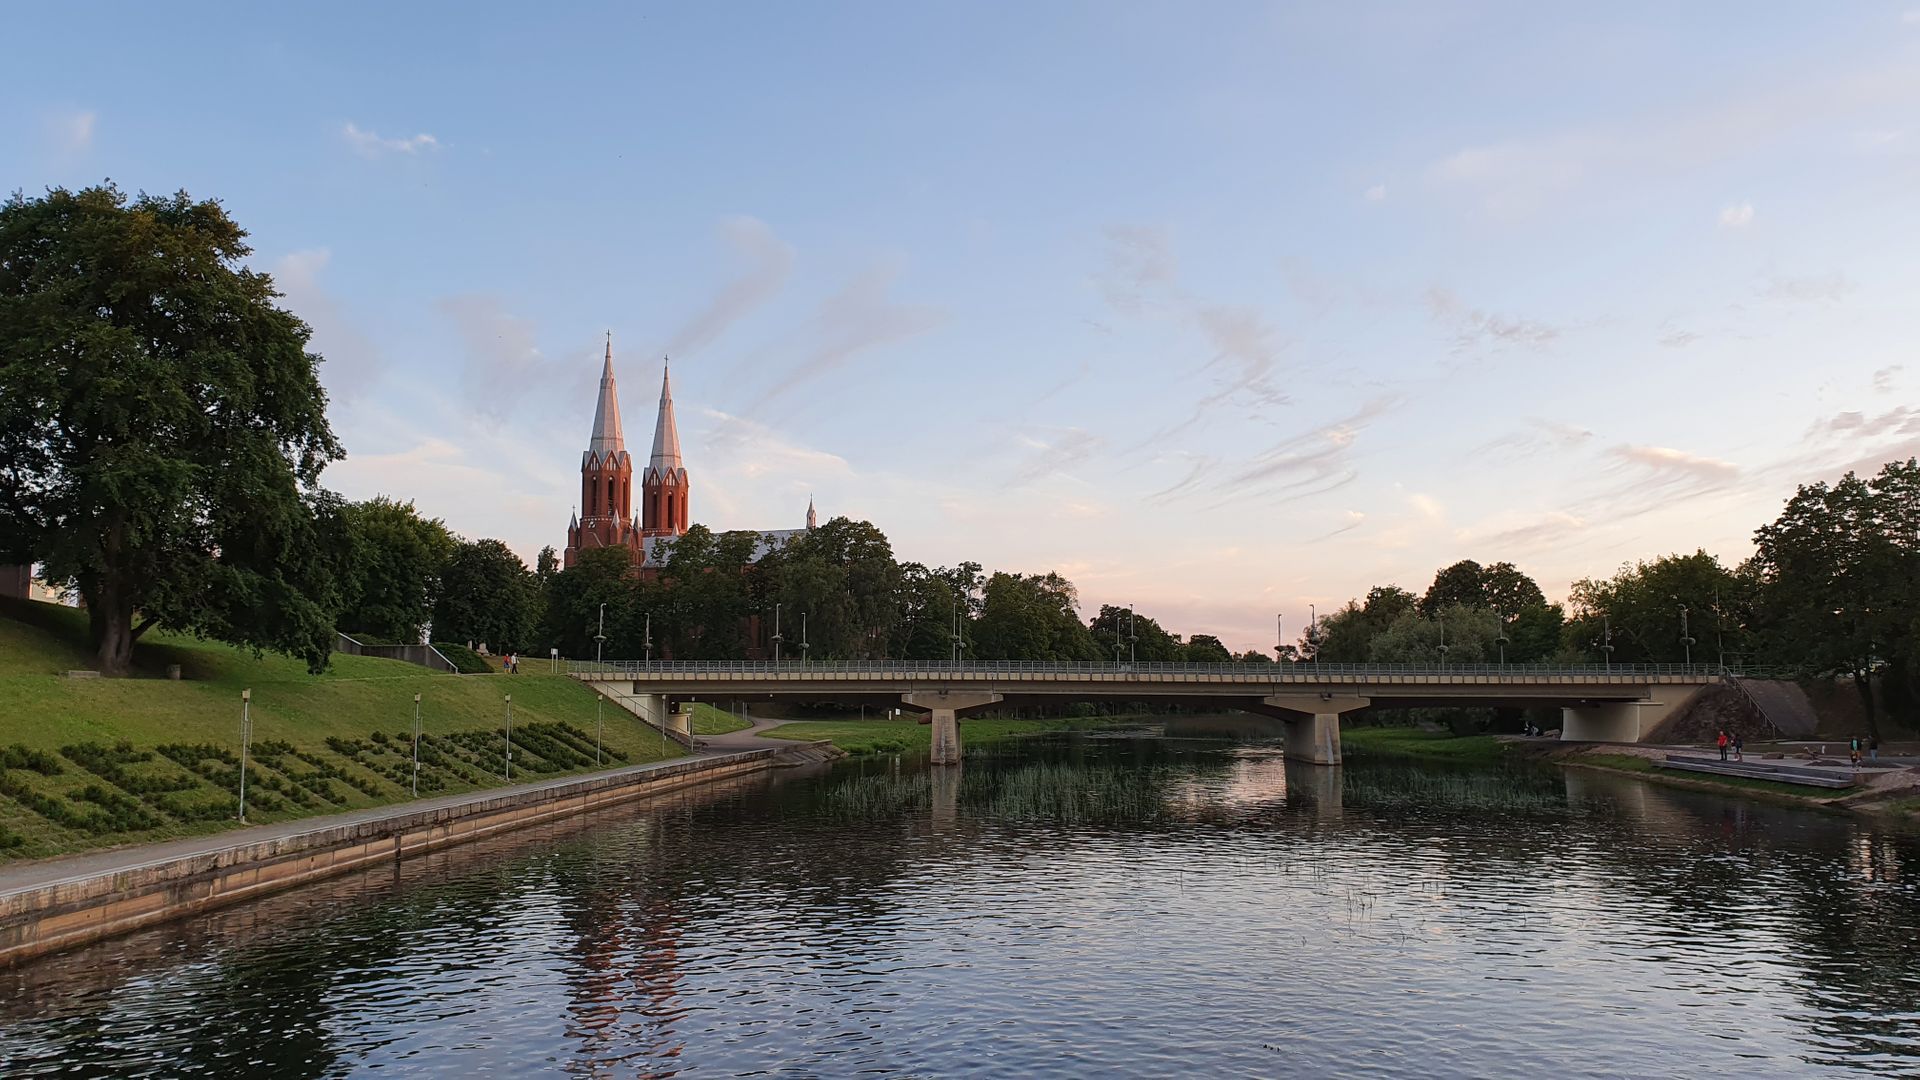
left=565, top=658, right=1735, bottom=679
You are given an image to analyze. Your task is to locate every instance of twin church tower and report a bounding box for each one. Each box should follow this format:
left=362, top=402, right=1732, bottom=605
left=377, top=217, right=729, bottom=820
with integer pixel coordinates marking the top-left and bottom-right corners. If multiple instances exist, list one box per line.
left=561, top=337, right=814, bottom=570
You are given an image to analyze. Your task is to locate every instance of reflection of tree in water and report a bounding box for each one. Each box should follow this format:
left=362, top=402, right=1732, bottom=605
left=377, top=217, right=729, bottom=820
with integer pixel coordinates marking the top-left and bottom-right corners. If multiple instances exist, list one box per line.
left=1558, top=771, right=1920, bottom=1063
left=561, top=879, right=688, bottom=1077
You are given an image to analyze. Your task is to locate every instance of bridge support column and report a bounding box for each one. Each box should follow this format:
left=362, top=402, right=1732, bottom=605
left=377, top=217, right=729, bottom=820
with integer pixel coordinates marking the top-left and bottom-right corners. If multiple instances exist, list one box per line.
left=1560, top=702, right=1643, bottom=743
left=901, top=691, right=1004, bottom=765
left=1257, top=695, right=1369, bottom=766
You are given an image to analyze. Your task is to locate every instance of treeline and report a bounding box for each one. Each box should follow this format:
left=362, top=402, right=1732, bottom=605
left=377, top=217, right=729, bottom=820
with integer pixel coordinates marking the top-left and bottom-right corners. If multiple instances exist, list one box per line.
left=1310, top=459, right=1920, bottom=737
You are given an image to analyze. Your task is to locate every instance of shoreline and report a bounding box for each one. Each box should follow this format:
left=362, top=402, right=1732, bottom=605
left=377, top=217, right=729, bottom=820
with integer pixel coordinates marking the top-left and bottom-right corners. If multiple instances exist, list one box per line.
left=0, top=745, right=825, bottom=968
left=1346, top=726, right=1920, bottom=823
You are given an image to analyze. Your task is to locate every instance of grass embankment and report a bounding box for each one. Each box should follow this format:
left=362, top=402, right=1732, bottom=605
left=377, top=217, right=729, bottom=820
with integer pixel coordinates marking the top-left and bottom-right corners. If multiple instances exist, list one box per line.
left=1342, top=726, right=1509, bottom=765
left=688, top=702, right=751, bottom=736
left=0, top=598, right=685, bottom=861
left=760, top=715, right=1150, bottom=756
left=1572, top=752, right=1837, bottom=800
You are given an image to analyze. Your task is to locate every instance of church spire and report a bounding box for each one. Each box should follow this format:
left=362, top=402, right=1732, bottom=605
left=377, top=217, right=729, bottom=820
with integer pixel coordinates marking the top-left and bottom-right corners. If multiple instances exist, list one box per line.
left=588, top=333, right=625, bottom=458
left=807, top=496, right=817, bottom=530
left=649, top=356, right=683, bottom=472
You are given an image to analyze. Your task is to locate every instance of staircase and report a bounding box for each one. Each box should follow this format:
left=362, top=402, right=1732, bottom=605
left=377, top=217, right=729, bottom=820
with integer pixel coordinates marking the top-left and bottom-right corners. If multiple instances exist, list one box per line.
left=1721, top=673, right=1819, bottom=738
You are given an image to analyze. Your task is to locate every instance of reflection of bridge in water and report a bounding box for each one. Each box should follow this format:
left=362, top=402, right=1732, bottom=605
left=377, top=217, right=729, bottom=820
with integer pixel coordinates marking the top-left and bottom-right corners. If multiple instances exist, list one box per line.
left=574, top=661, right=1724, bottom=765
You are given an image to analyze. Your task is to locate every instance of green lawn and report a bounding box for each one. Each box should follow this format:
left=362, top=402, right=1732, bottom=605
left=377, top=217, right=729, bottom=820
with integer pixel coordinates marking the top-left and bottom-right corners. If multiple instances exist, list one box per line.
left=688, top=702, right=751, bottom=736
left=0, top=598, right=686, bottom=861
left=760, top=715, right=1150, bottom=756
left=1341, top=726, right=1510, bottom=765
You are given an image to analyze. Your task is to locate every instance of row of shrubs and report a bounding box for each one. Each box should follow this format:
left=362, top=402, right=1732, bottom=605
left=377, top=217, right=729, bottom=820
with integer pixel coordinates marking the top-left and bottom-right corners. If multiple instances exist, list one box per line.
left=1, top=721, right=635, bottom=849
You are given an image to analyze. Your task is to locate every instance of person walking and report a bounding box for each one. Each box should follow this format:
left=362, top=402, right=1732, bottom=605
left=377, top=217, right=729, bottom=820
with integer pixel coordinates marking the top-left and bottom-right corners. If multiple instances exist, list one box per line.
left=1869, top=736, right=1879, bottom=763
left=1732, top=732, right=1744, bottom=763
left=1716, top=729, right=1730, bottom=762
left=1849, top=737, right=1863, bottom=770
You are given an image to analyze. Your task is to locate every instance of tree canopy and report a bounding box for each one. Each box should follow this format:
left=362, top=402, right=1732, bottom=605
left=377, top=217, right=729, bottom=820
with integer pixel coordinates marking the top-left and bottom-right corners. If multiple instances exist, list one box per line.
left=0, top=185, right=346, bottom=674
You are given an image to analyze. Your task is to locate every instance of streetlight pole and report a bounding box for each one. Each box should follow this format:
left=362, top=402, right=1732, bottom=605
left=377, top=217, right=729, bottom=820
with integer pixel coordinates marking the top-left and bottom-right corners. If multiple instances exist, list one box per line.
left=1437, top=616, right=1449, bottom=672
left=1127, top=604, right=1137, bottom=665
left=238, top=688, right=252, bottom=822
left=801, top=611, right=810, bottom=667
left=594, top=603, right=606, bottom=672
left=1275, top=613, right=1284, bottom=663
left=1601, top=615, right=1615, bottom=672
left=1496, top=620, right=1509, bottom=667
left=502, top=693, right=514, bottom=780
left=644, top=611, right=653, bottom=665
left=1310, top=603, right=1318, bottom=671
left=1679, top=604, right=1694, bottom=667
left=410, top=692, right=422, bottom=797
left=772, top=602, right=784, bottom=664
left=1714, top=590, right=1725, bottom=670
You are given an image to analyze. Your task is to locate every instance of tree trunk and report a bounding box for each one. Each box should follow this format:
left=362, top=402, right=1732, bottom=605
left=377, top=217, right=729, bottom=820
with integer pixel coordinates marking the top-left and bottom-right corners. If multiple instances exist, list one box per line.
left=1852, top=668, right=1881, bottom=742
left=87, top=577, right=138, bottom=677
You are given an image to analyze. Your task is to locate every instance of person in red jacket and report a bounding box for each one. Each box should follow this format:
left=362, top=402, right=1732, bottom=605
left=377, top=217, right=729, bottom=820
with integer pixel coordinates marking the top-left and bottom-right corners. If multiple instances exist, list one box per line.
left=1716, top=729, right=1730, bottom=762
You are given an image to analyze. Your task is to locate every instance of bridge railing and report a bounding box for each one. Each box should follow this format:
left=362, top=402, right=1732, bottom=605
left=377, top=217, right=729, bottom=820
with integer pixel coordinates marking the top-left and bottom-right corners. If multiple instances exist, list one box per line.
left=567, top=659, right=1738, bottom=679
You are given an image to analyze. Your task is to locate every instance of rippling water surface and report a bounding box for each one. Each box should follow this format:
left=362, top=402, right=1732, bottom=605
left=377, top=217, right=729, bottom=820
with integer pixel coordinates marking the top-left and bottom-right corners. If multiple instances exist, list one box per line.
left=4, top=733, right=1919, bottom=1077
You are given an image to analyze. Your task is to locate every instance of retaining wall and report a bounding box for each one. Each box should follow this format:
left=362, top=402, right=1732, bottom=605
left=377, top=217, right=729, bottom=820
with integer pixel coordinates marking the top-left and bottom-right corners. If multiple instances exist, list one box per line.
left=0, top=750, right=781, bottom=968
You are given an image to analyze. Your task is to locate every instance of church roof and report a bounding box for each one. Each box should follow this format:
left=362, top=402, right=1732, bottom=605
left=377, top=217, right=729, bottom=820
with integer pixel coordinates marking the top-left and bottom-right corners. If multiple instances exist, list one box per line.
left=588, top=336, right=625, bottom=458
left=649, top=360, right=683, bottom=473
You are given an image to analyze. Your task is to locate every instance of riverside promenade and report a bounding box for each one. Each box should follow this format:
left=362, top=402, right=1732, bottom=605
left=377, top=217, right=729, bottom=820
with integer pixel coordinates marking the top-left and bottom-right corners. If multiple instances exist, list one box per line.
left=0, top=743, right=828, bottom=967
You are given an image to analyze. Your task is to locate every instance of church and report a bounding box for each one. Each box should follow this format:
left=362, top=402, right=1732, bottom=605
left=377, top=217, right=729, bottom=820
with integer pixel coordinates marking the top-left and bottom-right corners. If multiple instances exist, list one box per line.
left=562, top=338, right=814, bottom=570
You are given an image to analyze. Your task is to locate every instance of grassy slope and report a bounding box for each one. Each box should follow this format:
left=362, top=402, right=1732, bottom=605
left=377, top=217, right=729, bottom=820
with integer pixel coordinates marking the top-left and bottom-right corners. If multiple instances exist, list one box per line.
left=0, top=598, right=685, bottom=860
left=759, top=715, right=1150, bottom=756
left=688, top=702, right=751, bottom=736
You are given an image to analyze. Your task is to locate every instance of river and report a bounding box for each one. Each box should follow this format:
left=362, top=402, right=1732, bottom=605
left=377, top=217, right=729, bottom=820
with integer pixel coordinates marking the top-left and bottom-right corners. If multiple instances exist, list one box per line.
left=2, top=730, right=1917, bottom=1077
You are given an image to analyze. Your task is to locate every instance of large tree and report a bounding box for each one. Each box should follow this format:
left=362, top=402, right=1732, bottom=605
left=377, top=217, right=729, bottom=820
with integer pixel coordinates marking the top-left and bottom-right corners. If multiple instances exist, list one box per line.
left=433, top=538, right=539, bottom=653
left=1747, top=461, right=1920, bottom=738
left=0, top=185, right=345, bottom=674
left=338, top=497, right=454, bottom=643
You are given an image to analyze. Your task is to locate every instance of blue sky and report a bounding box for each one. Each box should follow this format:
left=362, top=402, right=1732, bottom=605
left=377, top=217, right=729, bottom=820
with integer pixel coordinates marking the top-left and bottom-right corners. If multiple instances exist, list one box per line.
left=7, top=3, right=1920, bottom=651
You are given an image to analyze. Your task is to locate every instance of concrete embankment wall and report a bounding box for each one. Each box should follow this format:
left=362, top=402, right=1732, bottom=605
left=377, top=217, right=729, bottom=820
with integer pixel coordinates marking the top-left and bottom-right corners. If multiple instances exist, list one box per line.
left=0, top=750, right=785, bottom=969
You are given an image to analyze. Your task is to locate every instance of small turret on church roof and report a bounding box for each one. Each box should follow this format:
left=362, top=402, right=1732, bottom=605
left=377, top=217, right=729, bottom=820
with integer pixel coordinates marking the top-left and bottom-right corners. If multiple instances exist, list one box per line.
left=649, top=358, right=683, bottom=474
left=587, top=334, right=626, bottom=461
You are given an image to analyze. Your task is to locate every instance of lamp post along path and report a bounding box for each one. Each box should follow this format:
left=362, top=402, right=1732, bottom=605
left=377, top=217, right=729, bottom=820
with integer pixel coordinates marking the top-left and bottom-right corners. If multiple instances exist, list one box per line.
left=503, top=694, right=513, bottom=781
left=410, top=692, right=422, bottom=797
left=238, top=689, right=252, bottom=822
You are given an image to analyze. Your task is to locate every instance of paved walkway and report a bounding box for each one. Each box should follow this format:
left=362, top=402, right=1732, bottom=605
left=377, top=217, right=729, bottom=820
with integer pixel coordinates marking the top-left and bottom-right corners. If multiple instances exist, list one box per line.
left=695, top=716, right=812, bottom=753
left=0, top=751, right=753, bottom=898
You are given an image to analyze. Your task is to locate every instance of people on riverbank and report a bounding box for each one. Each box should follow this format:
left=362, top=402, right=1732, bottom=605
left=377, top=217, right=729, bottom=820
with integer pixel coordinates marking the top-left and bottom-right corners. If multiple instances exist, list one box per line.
left=1717, top=729, right=1730, bottom=761
left=1732, top=733, right=1744, bottom=763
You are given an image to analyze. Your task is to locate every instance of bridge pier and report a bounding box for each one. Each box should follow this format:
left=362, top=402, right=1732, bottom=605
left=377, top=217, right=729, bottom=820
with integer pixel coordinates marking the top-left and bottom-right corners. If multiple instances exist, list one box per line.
left=1560, top=701, right=1644, bottom=742
left=1257, top=695, right=1369, bottom=766
left=901, top=691, right=1004, bottom=765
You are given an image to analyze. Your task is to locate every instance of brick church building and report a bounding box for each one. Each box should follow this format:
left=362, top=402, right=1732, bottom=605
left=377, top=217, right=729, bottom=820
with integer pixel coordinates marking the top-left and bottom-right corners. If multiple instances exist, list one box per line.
left=562, top=338, right=813, bottom=571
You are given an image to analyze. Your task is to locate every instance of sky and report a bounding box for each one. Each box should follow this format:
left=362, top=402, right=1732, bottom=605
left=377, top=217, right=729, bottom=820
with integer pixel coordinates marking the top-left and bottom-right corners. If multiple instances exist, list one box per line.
left=6, top=3, right=1920, bottom=654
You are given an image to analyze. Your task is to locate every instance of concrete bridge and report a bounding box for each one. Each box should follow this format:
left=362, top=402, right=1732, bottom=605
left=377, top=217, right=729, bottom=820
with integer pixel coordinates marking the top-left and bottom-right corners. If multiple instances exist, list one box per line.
left=571, top=661, right=1724, bottom=765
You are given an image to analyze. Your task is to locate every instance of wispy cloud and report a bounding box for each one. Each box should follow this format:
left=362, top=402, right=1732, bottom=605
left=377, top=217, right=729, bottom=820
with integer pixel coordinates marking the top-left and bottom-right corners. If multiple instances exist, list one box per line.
left=1426, top=287, right=1559, bottom=353
left=1659, top=328, right=1701, bottom=348
left=1475, top=418, right=1595, bottom=457
left=343, top=122, right=440, bottom=157
left=1609, top=444, right=1739, bottom=481
left=437, top=295, right=550, bottom=417
left=47, top=108, right=95, bottom=153
left=1011, top=427, right=1105, bottom=485
left=1718, top=202, right=1755, bottom=228
left=1426, top=59, right=1920, bottom=214
left=665, top=216, right=794, bottom=357
left=748, top=264, right=942, bottom=410
left=1363, top=183, right=1388, bottom=202
left=1197, top=395, right=1403, bottom=506
left=1874, top=365, right=1903, bottom=393
left=1093, top=224, right=1177, bottom=314
left=273, top=248, right=380, bottom=400
left=1759, top=270, right=1853, bottom=303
